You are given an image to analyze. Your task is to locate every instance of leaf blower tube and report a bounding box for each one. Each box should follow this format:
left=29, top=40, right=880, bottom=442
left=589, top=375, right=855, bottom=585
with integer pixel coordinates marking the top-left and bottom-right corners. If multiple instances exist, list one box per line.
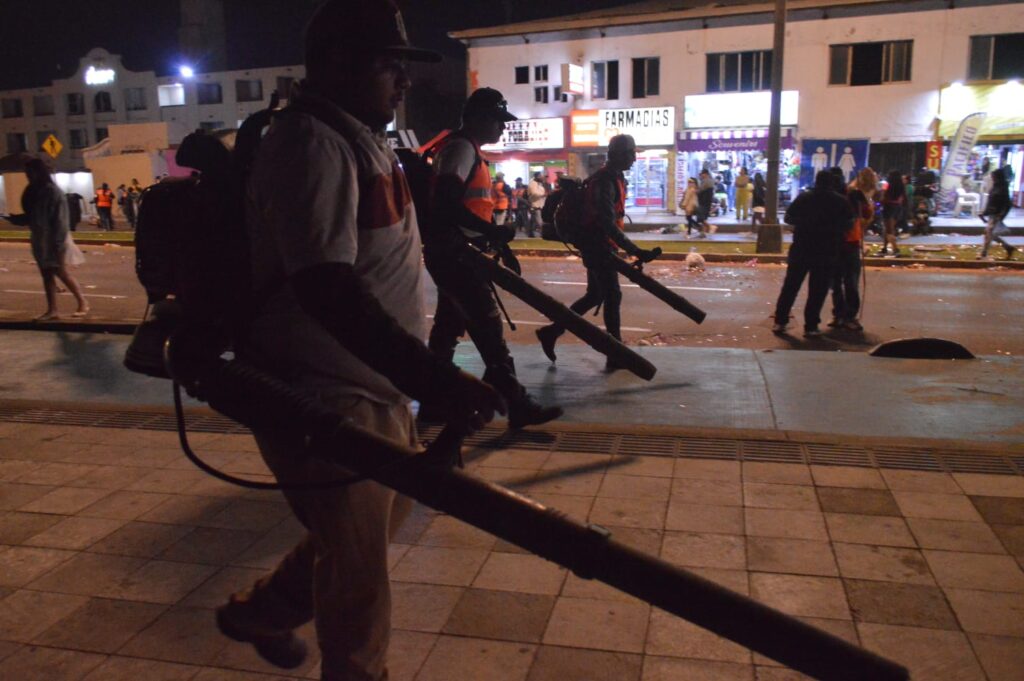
left=459, top=244, right=658, bottom=381
left=607, top=248, right=707, bottom=324
left=164, top=337, right=905, bottom=681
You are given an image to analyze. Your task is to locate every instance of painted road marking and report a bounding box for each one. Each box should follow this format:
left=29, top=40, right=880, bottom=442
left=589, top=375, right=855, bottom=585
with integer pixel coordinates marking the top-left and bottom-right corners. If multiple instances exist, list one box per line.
left=541, top=280, right=733, bottom=293
left=4, top=289, right=127, bottom=300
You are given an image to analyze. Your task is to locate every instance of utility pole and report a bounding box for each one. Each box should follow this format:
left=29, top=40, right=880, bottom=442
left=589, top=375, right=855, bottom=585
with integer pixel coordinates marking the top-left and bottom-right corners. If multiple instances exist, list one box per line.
left=757, top=0, right=787, bottom=253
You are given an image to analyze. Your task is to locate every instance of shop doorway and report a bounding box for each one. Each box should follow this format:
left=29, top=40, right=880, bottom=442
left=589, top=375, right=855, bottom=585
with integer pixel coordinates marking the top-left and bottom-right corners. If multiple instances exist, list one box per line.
left=626, top=151, right=669, bottom=213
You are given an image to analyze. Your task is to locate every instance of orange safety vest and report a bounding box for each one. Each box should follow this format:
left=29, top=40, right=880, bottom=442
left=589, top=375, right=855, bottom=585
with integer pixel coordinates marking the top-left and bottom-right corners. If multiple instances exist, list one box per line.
left=429, top=132, right=492, bottom=222
left=95, top=189, right=113, bottom=208
left=492, top=181, right=509, bottom=210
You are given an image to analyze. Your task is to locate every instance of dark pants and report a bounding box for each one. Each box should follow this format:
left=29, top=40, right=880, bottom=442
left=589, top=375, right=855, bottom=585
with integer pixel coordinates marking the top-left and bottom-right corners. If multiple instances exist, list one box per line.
left=774, top=250, right=833, bottom=330
left=549, top=251, right=622, bottom=340
left=425, top=254, right=523, bottom=401
left=831, top=244, right=862, bottom=322
left=98, top=207, right=113, bottom=230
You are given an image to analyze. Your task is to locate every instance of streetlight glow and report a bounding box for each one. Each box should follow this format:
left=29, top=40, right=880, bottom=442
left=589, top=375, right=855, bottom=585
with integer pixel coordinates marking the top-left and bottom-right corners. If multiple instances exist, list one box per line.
left=179, top=65, right=195, bottom=78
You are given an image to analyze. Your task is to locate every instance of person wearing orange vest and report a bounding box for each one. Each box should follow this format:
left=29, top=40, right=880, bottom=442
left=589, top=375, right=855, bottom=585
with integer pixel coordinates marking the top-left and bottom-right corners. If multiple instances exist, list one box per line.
left=491, top=172, right=512, bottom=225
left=92, top=183, right=115, bottom=230
left=536, top=134, right=657, bottom=371
left=419, top=87, right=562, bottom=428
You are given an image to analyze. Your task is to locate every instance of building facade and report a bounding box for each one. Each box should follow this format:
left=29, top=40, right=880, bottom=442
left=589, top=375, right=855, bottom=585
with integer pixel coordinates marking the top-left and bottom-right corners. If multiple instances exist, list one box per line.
left=452, top=0, right=1024, bottom=212
left=0, top=47, right=303, bottom=173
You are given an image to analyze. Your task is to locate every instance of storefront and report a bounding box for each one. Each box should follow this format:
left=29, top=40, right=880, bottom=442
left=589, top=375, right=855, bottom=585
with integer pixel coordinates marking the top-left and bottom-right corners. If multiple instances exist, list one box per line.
left=937, top=81, right=1024, bottom=205
left=480, top=117, right=569, bottom=187
left=570, top=106, right=676, bottom=213
left=678, top=91, right=799, bottom=211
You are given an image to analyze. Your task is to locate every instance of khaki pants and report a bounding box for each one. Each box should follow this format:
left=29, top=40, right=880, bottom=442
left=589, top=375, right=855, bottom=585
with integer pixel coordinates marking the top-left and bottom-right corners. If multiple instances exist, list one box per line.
left=233, top=395, right=417, bottom=681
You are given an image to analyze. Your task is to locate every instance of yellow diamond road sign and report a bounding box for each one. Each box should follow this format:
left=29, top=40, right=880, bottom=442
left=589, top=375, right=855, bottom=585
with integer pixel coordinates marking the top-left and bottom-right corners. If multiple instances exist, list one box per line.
left=42, top=134, right=63, bottom=159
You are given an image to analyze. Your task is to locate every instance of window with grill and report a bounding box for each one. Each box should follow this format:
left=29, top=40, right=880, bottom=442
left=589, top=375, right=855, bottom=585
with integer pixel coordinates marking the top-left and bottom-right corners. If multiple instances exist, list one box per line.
left=968, top=33, right=1024, bottom=81
left=2, top=98, right=24, bottom=118
left=236, top=79, right=264, bottom=103
left=706, top=51, right=772, bottom=92
left=94, top=91, right=114, bottom=113
left=158, top=84, right=185, bottom=107
left=69, top=129, right=89, bottom=149
left=6, top=132, right=27, bottom=154
left=829, top=41, right=913, bottom=86
left=553, top=85, right=569, bottom=103
left=276, top=77, right=295, bottom=99
left=196, top=82, right=223, bottom=105
left=534, top=86, right=549, bottom=103
left=592, top=60, right=619, bottom=100
left=515, top=66, right=529, bottom=84
left=534, top=65, right=548, bottom=82
left=33, top=95, right=54, bottom=116
left=66, top=93, right=86, bottom=115
left=124, top=87, right=147, bottom=111
left=632, top=57, right=660, bottom=98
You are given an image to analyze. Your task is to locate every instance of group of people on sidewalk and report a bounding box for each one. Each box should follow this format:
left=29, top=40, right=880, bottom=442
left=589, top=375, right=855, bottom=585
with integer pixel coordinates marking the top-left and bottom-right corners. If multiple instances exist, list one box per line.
left=488, top=169, right=548, bottom=237
left=676, top=166, right=768, bottom=237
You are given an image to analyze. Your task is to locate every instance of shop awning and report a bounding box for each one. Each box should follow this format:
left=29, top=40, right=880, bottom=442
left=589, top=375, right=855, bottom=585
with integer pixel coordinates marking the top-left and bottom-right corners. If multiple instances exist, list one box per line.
left=676, top=128, right=795, bottom=152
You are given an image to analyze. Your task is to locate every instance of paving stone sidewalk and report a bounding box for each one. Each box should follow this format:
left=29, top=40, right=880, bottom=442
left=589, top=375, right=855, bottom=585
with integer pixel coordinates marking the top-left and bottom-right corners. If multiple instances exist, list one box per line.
left=1, top=422, right=1023, bottom=680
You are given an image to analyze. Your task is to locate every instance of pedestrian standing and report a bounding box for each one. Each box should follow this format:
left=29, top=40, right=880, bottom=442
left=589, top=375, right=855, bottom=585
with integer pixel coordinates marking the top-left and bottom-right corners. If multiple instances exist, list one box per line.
left=879, top=171, right=905, bottom=257
left=123, top=185, right=139, bottom=229
left=418, top=87, right=562, bottom=428
left=66, top=192, right=84, bottom=231
left=678, top=177, right=699, bottom=235
left=771, top=169, right=852, bottom=336
left=92, top=183, right=115, bottom=230
left=491, top=171, right=511, bottom=226
left=751, top=172, right=767, bottom=229
left=513, top=177, right=529, bottom=230
left=217, top=4, right=505, bottom=680
left=696, top=169, right=714, bottom=237
left=831, top=167, right=875, bottom=331
left=527, top=171, right=546, bottom=237
left=4, top=158, right=89, bottom=320
left=536, top=134, right=658, bottom=371
left=734, top=166, right=751, bottom=222
left=980, top=167, right=1017, bottom=260
left=720, top=160, right=733, bottom=212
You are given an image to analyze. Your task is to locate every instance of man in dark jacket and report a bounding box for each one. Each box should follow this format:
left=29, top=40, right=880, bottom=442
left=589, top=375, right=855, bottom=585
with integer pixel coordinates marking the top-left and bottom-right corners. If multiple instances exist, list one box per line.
left=772, top=169, right=853, bottom=336
left=536, top=134, right=657, bottom=371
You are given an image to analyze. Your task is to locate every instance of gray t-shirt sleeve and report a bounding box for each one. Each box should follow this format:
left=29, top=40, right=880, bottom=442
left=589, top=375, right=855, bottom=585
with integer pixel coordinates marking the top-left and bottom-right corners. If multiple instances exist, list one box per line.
left=261, top=132, right=360, bottom=274
left=433, top=137, right=477, bottom=183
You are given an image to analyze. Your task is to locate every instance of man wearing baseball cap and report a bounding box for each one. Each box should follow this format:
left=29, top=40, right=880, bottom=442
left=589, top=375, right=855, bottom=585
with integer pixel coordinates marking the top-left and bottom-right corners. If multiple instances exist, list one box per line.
left=418, top=88, right=564, bottom=429
left=215, top=3, right=504, bottom=679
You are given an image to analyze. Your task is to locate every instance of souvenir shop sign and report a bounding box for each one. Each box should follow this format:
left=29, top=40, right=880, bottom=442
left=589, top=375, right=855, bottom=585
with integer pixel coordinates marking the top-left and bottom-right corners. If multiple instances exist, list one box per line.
left=684, top=91, right=799, bottom=129
left=482, top=118, right=566, bottom=151
left=571, top=107, right=675, bottom=147
left=677, top=129, right=794, bottom=153
left=799, top=138, right=870, bottom=188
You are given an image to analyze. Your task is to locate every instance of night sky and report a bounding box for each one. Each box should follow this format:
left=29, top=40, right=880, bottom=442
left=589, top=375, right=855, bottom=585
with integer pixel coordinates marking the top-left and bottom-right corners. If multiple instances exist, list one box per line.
left=0, top=0, right=631, bottom=90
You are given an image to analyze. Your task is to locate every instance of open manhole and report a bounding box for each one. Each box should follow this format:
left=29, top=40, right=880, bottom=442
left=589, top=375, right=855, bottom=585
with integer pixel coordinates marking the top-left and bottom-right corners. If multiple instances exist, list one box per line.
left=869, top=337, right=975, bottom=360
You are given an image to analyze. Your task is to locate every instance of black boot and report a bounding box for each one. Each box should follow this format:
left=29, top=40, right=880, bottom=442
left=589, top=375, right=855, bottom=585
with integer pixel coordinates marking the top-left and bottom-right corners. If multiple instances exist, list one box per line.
left=536, top=324, right=561, bottom=362
left=484, top=360, right=563, bottom=429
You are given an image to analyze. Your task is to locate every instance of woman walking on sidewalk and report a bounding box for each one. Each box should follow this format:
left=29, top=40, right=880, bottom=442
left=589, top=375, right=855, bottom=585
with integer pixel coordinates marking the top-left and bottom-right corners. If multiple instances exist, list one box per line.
left=879, top=171, right=906, bottom=257
left=751, top=173, right=767, bottom=231
left=980, top=168, right=1017, bottom=260
left=4, top=158, right=89, bottom=320
left=735, top=166, right=752, bottom=221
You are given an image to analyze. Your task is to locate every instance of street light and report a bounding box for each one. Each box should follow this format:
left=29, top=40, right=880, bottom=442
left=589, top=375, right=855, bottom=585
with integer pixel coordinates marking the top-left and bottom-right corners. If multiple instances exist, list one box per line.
left=179, top=65, right=195, bottom=79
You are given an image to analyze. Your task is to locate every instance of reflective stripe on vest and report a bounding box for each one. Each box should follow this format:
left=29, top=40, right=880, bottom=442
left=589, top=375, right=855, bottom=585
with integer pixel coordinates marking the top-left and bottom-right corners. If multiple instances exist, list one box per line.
left=95, top=189, right=112, bottom=208
left=492, top=181, right=509, bottom=210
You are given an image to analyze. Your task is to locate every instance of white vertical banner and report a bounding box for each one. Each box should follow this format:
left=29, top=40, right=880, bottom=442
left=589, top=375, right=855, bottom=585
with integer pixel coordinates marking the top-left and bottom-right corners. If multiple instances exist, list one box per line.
left=939, top=112, right=986, bottom=209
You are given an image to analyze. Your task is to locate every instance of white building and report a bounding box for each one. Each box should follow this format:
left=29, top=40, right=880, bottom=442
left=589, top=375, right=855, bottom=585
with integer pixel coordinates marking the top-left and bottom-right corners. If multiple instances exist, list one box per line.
left=451, top=0, right=1024, bottom=212
left=0, top=47, right=303, bottom=173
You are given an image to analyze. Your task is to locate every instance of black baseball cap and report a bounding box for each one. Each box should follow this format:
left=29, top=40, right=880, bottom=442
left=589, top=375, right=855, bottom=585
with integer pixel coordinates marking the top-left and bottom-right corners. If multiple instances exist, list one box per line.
left=463, top=88, right=518, bottom=122
left=306, top=0, right=441, bottom=65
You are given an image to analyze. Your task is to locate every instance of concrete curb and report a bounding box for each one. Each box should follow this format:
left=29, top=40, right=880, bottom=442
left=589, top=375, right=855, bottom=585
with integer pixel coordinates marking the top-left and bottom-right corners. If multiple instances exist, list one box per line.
left=1, top=395, right=1018, bottom=457
left=0, top=320, right=136, bottom=334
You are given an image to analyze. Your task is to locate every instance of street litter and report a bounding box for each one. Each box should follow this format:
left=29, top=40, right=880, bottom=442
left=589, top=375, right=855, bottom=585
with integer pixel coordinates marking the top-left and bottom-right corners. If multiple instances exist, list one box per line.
left=745, top=258, right=758, bottom=267
left=685, top=248, right=705, bottom=270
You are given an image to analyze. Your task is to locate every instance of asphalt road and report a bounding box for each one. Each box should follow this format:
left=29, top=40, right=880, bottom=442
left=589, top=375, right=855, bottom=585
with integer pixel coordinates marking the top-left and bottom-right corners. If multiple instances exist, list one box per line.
left=2, top=242, right=1022, bottom=355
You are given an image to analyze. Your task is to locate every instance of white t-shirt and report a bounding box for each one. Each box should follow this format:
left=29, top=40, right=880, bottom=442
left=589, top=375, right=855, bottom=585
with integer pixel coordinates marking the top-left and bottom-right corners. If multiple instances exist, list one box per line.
left=433, top=135, right=486, bottom=239
left=245, top=98, right=425, bottom=406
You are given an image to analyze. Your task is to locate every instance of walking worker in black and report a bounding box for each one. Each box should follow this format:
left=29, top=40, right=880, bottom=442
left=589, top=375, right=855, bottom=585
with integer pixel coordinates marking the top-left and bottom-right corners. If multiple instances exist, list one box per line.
left=419, top=87, right=563, bottom=428
left=536, top=134, right=658, bottom=371
left=772, top=169, right=853, bottom=337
